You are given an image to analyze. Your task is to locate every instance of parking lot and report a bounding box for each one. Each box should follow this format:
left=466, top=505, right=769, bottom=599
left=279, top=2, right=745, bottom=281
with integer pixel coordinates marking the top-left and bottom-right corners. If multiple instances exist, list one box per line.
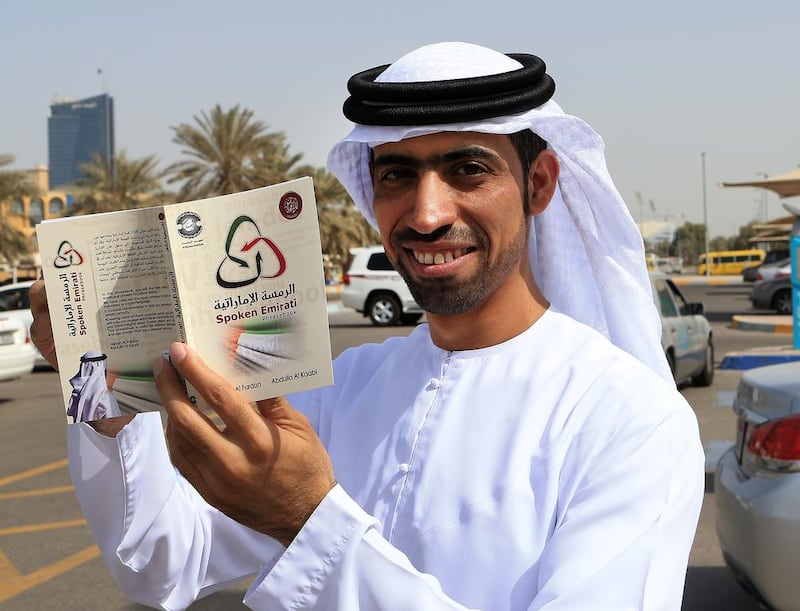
left=0, top=281, right=793, bottom=609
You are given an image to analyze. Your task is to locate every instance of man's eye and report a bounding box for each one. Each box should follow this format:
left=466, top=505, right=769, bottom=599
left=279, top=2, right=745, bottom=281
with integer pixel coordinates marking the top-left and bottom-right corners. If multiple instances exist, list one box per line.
left=455, top=162, right=486, bottom=176
left=380, top=169, right=411, bottom=182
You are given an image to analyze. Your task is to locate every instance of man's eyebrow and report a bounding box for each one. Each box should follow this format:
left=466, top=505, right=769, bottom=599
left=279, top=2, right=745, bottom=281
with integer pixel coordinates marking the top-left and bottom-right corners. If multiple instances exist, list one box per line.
left=371, top=146, right=500, bottom=169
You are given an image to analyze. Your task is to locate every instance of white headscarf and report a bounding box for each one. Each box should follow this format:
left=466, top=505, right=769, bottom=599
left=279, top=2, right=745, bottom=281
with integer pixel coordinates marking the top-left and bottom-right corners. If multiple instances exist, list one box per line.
left=67, top=350, right=122, bottom=423
left=327, top=42, right=671, bottom=382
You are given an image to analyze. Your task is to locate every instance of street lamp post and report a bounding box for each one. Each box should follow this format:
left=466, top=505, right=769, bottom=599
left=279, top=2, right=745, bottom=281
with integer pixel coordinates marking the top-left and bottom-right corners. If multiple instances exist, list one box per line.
left=702, top=152, right=710, bottom=276
left=757, top=172, right=769, bottom=221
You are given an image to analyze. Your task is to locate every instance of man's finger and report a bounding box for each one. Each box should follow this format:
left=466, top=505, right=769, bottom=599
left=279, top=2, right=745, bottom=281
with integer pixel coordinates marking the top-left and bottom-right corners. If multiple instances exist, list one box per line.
left=255, top=396, right=304, bottom=430
left=154, top=352, right=219, bottom=451
left=166, top=342, right=261, bottom=437
left=29, top=279, right=59, bottom=370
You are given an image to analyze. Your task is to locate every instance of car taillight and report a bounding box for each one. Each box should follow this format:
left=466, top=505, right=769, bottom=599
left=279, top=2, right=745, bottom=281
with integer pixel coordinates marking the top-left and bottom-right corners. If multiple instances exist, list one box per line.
left=747, top=415, right=800, bottom=471
left=775, top=272, right=790, bottom=279
left=343, top=273, right=351, bottom=285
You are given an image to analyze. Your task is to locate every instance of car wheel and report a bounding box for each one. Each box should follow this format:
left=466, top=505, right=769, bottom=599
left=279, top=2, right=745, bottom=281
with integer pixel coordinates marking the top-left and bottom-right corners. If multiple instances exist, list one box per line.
left=691, top=338, right=714, bottom=387
left=772, top=289, right=793, bottom=315
left=401, top=313, right=423, bottom=325
left=367, top=293, right=401, bottom=326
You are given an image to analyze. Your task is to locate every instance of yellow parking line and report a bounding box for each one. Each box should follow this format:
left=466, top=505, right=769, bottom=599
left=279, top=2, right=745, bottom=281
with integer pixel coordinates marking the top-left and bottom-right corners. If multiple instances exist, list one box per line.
left=0, top=459, right=98, bottom=603
left=0, top=545, right=100, bottom=603
left=0, top=459, right=68, bottom=488
left=0, top=486, right=74, bottom=500
left=0, top=519, right=86, bottom=537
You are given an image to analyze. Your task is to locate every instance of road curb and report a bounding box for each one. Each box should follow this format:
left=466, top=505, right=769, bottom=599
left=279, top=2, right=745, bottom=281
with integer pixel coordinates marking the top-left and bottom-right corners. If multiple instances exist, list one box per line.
left=720, top=347, right=800, bottom=370
left=731, top=315, right=793, bottom=334
left=671, top=275, right=742, bottom=286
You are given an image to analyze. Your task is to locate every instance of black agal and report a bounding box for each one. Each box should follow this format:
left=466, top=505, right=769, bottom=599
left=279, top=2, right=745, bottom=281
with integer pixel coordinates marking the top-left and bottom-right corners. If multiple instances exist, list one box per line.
left=342, top=54, right=555, bottom=126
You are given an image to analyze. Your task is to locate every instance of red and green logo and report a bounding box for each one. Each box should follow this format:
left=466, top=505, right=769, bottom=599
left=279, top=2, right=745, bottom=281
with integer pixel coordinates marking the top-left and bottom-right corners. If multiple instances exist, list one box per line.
left=54, top=240, right=84, bottom=268
left=216, top=216, right=286, bottom=288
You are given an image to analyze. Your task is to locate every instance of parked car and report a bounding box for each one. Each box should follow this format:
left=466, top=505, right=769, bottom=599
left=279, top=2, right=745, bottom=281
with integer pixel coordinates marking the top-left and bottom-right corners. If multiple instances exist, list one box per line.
left=0, top=280, right=48, bottom=367
left=715, top=361, right=800, bottom=611
left=742, top=250, right=790, bottom=282
left=754, top=257, right=791, bottom=282
left=751, top=277, right=793, bottom=314
left=650, top=272, right=714, bottom=386
left=341, top=246, right=424, bottom=326
left=655, top=256, right=683, bottom=274
left=0, top=314, right=36, bottom=381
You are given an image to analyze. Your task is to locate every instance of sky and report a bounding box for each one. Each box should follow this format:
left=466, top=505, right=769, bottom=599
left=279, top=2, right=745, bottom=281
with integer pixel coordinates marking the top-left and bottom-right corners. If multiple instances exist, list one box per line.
left=3, top=0, right=799, bottom=239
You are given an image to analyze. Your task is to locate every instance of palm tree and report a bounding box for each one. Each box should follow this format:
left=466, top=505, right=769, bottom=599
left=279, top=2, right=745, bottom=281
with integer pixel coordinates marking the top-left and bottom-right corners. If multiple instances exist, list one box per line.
left=167, top=104, right=303, bottom=201
left=68, top=150, right=166, bottom=215
left=0, top=154, right=39, bottom=263
left=307, top=167, right=379, bottom=265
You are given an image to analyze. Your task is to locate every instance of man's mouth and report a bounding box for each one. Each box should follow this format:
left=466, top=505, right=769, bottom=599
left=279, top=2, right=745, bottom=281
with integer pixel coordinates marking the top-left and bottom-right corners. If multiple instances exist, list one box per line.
left=411, top=248, right=472, bottom=265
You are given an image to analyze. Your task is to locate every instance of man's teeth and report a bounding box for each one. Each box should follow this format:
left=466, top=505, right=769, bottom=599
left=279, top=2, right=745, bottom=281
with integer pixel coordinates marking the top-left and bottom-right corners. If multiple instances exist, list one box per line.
left=414, top=249, right=463, bottom=265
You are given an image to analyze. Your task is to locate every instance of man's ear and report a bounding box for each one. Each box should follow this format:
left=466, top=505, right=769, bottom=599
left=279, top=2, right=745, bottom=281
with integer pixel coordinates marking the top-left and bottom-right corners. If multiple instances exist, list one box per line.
left=527, top=150, right=559, bottom=216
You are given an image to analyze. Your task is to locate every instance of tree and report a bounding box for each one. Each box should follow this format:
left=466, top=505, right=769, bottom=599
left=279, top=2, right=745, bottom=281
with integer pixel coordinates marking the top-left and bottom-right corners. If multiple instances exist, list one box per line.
left=68, top=150, right=166, bottom=215
left=671, top=222, right=707, bottom=265
left=307, top=167, right=379, bottom=266
left=728, top=222, right=759, bottom=251
left=0, top=154, right=39, bottom=263
left=167, top=104, right=302, bottom=201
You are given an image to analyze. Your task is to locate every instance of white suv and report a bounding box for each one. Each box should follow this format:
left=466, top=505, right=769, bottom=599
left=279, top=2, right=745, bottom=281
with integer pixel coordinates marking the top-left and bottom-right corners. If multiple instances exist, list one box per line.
left=341, top=246, right=424, bottom=326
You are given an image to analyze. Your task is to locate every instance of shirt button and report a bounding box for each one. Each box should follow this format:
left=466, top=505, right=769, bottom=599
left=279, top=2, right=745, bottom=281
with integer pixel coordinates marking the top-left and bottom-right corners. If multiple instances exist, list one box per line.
left=427, top=378, right=440, bottom=390
left=398, top=463, right=410, bottom=474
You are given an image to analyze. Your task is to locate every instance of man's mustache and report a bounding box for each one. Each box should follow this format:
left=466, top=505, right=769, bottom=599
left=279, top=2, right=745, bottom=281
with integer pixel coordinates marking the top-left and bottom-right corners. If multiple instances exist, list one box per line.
left=391, top=226, right=479, bottom=245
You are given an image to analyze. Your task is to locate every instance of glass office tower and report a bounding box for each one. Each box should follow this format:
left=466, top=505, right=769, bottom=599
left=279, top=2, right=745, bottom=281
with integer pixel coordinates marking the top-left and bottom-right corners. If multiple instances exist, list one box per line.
left=47, top=94, right=114, bottom=189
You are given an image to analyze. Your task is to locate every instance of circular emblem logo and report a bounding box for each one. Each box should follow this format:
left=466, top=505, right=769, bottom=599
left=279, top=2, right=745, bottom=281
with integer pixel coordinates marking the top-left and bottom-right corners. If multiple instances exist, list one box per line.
left=176, top=211, right=202, bottom=238
left=279, top=192, right=303, bottom=220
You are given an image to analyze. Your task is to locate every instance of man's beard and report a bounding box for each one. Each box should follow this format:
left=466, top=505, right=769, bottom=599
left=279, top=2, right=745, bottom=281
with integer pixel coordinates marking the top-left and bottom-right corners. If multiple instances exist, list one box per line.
left=389, top=219, right=528, bottom=316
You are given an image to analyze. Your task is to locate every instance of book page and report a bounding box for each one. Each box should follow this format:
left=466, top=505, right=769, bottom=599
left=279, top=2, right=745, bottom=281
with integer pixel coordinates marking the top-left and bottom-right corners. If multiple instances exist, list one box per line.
left=37, top=178, right=334, bottom=421
left=164, top=177, right=334, bottom=403
left=37, top=207, right=184, bottom=421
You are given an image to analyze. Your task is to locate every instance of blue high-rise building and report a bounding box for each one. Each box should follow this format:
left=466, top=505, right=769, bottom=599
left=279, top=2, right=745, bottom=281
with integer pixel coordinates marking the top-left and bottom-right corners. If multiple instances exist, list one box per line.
left=47, top=94, right=114, bottom=189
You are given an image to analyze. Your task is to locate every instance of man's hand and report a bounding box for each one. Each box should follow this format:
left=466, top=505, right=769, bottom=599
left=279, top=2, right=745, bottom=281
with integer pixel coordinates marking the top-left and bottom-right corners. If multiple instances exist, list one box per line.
left=154, top=342, right=336, bottom=547
left=29, top=279, right=59, bottom=370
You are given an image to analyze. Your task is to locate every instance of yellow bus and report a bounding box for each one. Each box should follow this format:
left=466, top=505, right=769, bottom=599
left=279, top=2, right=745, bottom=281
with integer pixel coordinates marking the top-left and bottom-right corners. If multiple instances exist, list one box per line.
left=697, top=249, right=765, bottom=275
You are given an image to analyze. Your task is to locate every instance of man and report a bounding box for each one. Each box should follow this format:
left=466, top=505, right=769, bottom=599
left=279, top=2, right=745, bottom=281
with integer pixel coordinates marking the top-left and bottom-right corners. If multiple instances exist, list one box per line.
left=31, top=42, right=703, bottom=610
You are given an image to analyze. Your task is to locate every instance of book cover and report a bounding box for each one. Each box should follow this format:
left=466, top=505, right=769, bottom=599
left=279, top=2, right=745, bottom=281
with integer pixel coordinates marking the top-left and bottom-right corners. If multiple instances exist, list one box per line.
left=36, top=177, right=334, bottom=422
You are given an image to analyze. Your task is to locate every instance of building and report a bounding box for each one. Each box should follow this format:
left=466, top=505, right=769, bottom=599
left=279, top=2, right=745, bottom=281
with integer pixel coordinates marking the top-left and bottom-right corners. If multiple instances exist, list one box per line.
left=0, top=166, right=69, bottom=282
left=48, top=93, right=114, bottom=189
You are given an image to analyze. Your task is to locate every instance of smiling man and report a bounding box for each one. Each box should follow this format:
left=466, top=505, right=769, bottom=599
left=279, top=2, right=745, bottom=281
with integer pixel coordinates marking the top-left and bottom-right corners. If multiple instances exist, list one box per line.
left=32, top=42, right=704, bottom=610
left=370, top=131, right=555, bottom=349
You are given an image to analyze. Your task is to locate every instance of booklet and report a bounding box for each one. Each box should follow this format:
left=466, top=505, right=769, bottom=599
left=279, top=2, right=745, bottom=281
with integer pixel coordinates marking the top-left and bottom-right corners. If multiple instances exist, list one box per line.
left=36, top=177, right=334, bottom=423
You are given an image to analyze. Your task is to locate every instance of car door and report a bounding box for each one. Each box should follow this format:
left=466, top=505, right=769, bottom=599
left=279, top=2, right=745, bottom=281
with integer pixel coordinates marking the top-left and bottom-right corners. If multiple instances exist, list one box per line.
left=653, top=277, right=694, bottom=380
left=666, top=279, right=706, bottom=373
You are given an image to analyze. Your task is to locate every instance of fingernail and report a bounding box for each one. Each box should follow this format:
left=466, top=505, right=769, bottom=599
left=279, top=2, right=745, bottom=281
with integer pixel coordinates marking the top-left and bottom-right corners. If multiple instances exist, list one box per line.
left=170, top=342, right=188, bottom=365
left=152, top=353, right=169, bottom=378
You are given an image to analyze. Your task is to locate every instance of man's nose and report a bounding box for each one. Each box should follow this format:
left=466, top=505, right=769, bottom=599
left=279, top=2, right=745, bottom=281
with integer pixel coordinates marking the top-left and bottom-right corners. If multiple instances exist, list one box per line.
left=407, top=172, right=458, bottom=235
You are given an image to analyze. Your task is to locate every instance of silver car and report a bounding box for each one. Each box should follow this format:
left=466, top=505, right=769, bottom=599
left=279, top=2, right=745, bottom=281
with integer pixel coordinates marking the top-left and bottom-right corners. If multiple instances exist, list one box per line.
left=650, top=272, right=714, bottom=386
left=715, top=361, right=800, bottom=611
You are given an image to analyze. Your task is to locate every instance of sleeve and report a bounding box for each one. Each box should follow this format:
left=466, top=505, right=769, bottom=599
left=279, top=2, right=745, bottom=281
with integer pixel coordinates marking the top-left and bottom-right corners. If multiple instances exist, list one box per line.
left=243, top=485, right=477, bottom=611
left=68, top=412, right=284, bottom=611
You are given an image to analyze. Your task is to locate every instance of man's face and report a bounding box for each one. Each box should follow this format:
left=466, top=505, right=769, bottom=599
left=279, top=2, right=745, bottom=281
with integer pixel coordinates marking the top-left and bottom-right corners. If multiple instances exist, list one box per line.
left=370, top=131, right=530, bottom=315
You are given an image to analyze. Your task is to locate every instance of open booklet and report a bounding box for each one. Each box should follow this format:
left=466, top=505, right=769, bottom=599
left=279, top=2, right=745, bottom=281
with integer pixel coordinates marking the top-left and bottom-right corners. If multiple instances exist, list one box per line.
left=36, top=177, right=334, bottom=423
